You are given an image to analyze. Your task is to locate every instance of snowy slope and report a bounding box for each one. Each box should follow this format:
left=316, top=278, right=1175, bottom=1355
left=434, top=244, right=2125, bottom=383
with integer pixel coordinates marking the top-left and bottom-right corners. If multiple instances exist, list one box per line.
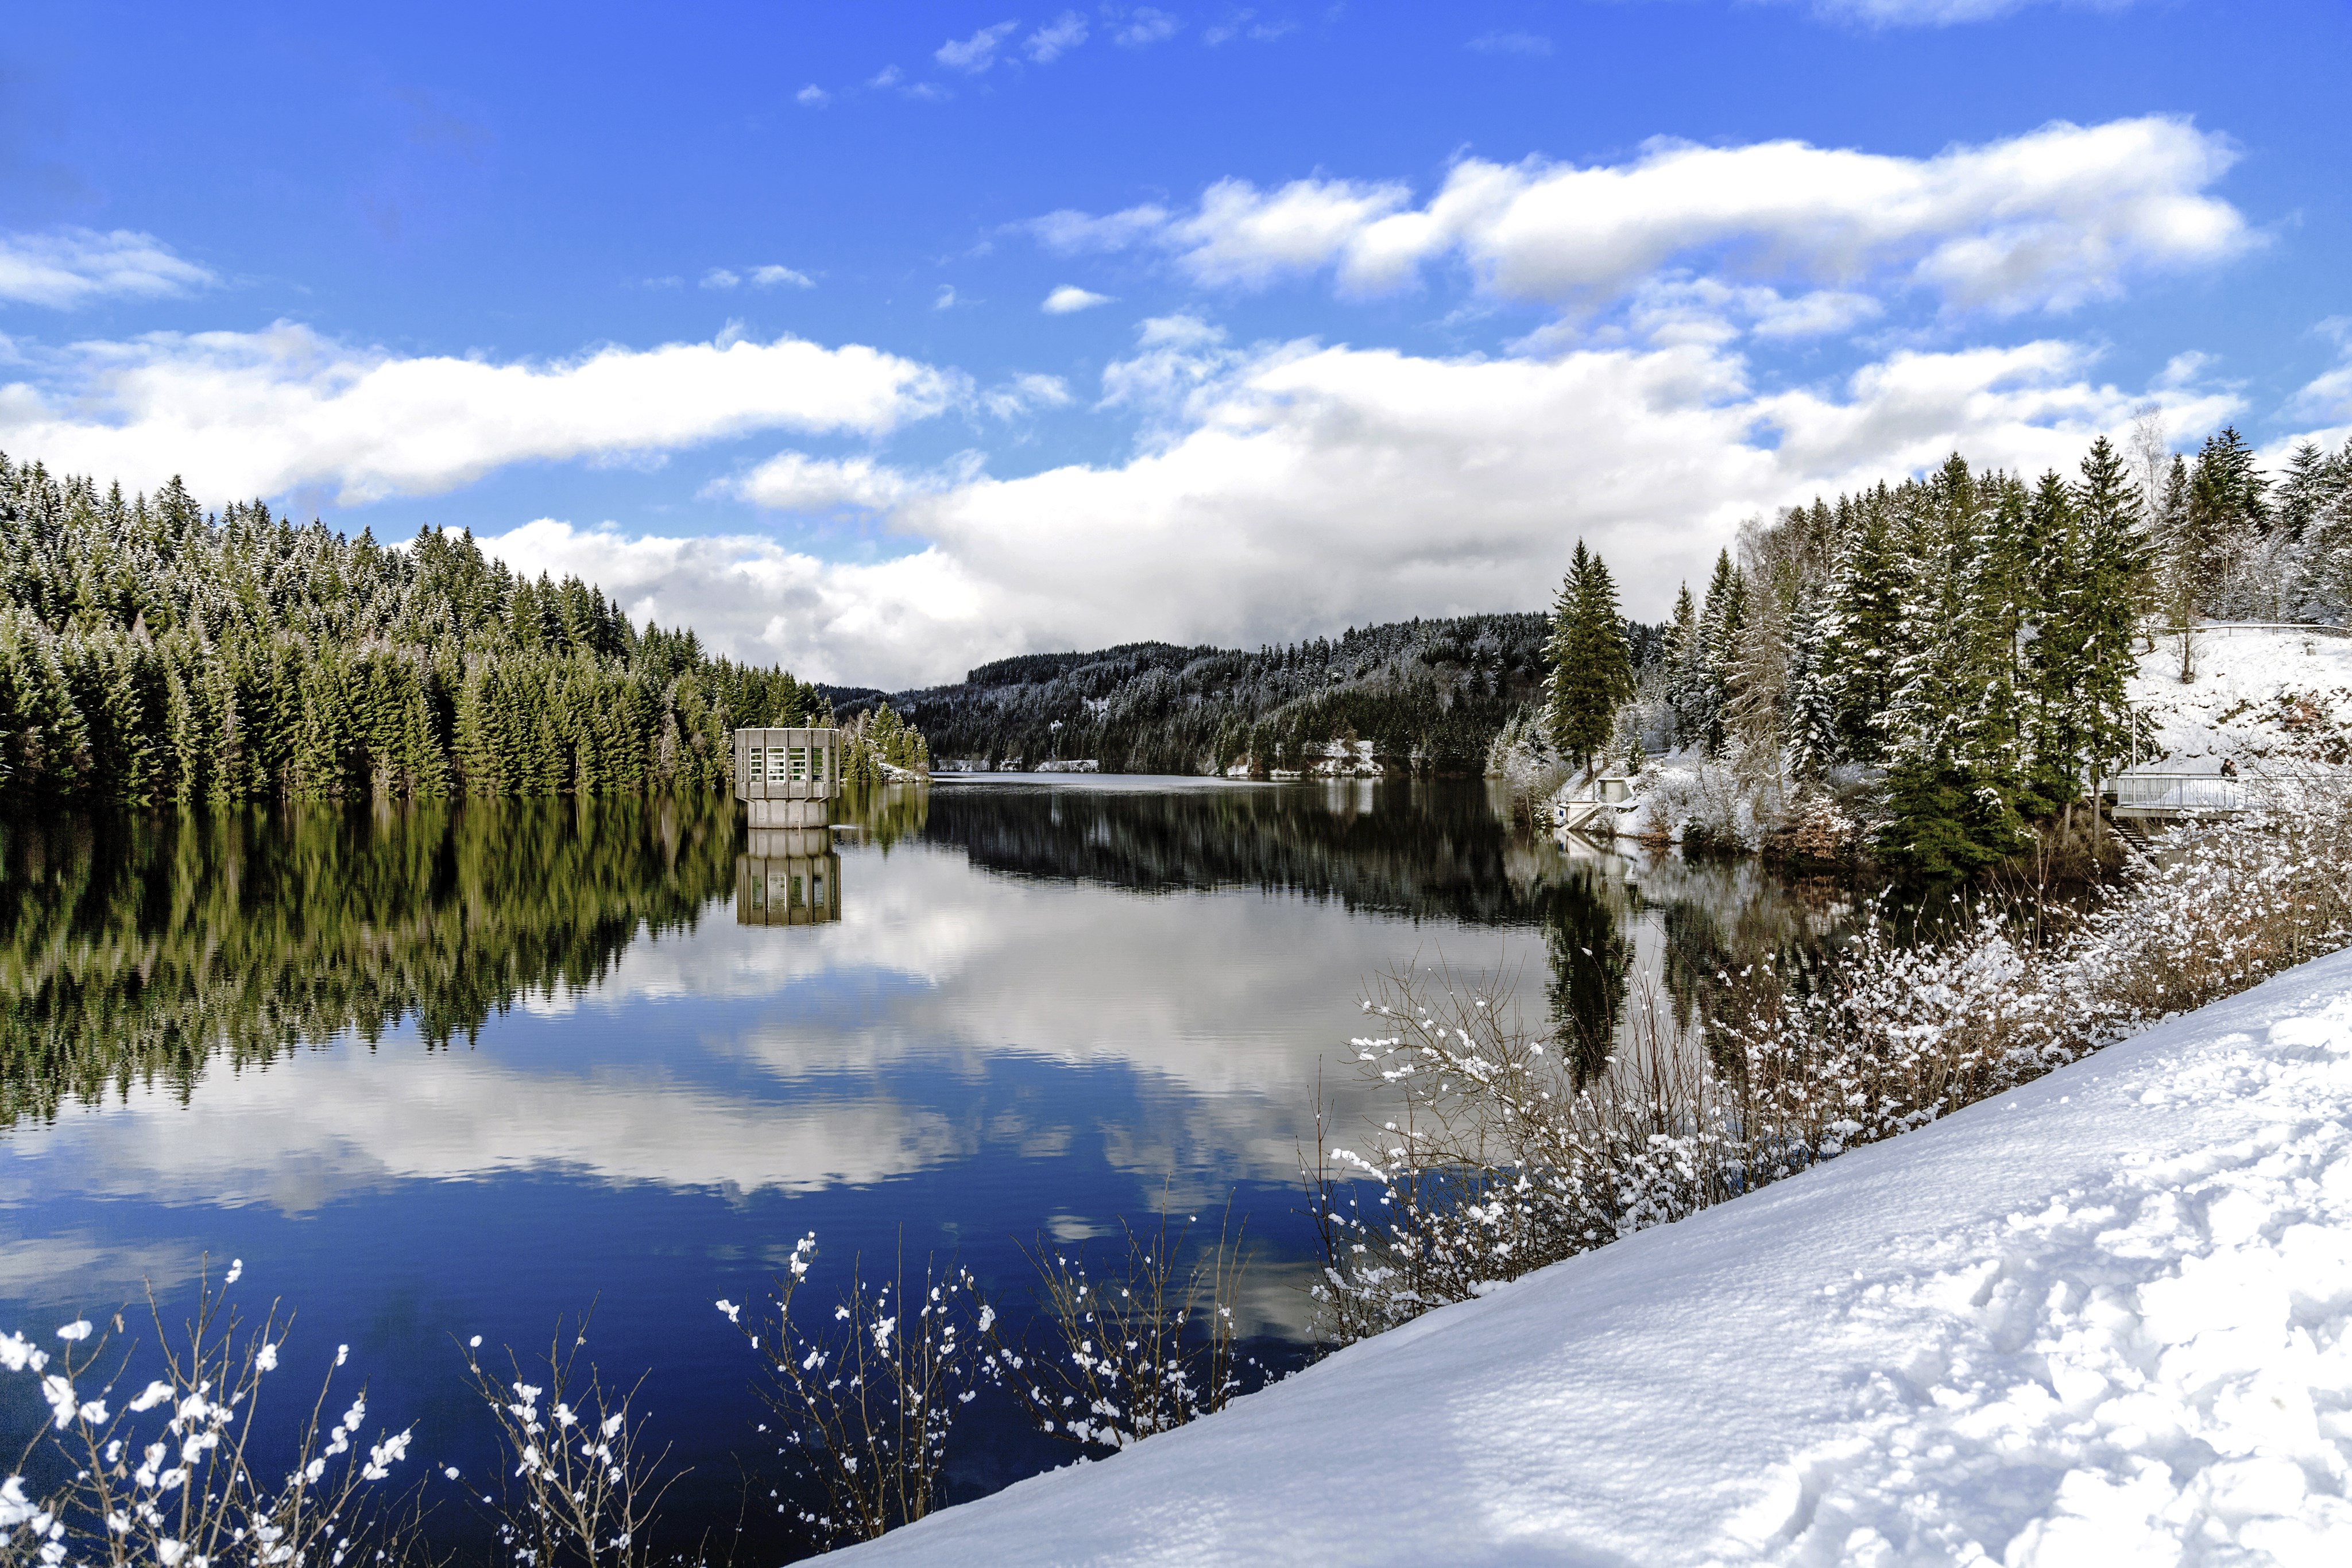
left=842, top=948, right=2352, bottom=1566
left=2133, top=625, right=2352, bottom=765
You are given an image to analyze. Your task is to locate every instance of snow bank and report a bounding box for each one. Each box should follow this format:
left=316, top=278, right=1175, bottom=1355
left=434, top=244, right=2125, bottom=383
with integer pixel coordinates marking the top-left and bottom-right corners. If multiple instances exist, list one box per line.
left=2133, top=625, right=2352, bottom=764
left=843, top=948, right=2352, bottom=1565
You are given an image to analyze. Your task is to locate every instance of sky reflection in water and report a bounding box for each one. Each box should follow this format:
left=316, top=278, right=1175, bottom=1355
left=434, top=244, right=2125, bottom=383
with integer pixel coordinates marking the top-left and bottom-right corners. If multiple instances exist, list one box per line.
left=0, top=779, right=1851, bottom=1548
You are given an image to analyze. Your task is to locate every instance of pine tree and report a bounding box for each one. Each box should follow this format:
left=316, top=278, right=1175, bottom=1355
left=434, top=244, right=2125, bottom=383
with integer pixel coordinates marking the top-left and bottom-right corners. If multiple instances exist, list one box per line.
left=1660, top=584, right=1702, bottom=750
left=1545, top=543, right=1634, bottom=772
left=2072, top=436, right=2153, bottom=785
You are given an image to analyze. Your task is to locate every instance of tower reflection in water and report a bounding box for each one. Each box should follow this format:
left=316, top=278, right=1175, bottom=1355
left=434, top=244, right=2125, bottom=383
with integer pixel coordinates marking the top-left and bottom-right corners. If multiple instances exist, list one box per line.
left=732, top=723, right=845, bottom=926
left=736, top=827, right=842, bottom=926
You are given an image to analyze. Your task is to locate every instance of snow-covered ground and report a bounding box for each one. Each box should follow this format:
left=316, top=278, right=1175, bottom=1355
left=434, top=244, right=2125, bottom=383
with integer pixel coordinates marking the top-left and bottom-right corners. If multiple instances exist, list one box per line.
left=2132, top=625, right=2352, bottom=766
left=843, top=946, right=2352, bottom=1565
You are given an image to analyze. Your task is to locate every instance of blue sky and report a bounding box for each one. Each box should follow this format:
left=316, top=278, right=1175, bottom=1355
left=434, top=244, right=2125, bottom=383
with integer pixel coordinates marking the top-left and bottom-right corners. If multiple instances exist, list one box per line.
left=3, top=1, right=2347, bottom=685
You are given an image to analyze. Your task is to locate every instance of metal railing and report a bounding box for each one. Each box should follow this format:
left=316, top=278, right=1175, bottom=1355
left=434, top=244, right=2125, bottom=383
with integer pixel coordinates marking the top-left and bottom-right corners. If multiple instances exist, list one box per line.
left=2145, top=620, right=2352, bottom=640
left=2109, top=773, right=2248, bottom=813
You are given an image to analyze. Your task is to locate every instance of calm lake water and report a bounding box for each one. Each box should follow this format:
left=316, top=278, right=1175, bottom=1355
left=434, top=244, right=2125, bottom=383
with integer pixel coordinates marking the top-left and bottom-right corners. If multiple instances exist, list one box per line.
left=0, top=778, right=1853, bottom=1557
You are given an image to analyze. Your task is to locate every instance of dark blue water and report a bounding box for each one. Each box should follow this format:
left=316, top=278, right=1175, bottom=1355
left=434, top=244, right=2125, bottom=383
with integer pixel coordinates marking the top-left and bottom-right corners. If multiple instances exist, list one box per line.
left=0, top=779, right=1838, bottom=1557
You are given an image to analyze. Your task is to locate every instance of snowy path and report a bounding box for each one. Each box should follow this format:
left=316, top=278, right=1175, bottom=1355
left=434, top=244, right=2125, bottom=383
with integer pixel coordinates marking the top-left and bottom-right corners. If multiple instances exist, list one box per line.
left=843, top=948, right=2352, bottom=1565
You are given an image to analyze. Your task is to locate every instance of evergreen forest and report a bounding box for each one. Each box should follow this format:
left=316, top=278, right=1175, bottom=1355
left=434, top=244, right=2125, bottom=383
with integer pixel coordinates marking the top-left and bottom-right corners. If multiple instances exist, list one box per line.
left=1546, top=427, right=2352, bottom=875
left=0, top=794, right=741, bottom=1128
left=0, top=454, right=830, bottom=807
left=827, top=613, right=1666, bottom=777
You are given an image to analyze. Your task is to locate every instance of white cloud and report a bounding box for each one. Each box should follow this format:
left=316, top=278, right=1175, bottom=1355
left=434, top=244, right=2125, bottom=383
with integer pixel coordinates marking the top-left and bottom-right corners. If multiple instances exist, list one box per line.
left=1111, top=6, right=1182, bottom=47
left=1028, top=204, right=1174, bottom=253
left=0, top=227, right=217, bottom=309
left=982, top=372, right=1074, bottom=418
left=497, top=327, right=2238, bottom=688
left=869, top=64, right=904, bottom=88
left=713, top=263, right=818, bottom=289
left=1042, top=284, right=1115, bottom=313
left=1027, top=11, right=1090, bottom=61
left=937, top=20, right=1021, bottom=73
left=2278, top=322, right=2352, bottom=456
left=795, top=83, right=830, bottom=107
left=726, top=451, right=929, bottom=511
left=1204, top=9, right=1295, bottom=43
left=1467, top=30, right=1552, bottom=55
left=935, top=284, right=959, bottom=310
left=1030, top=117, right=2251, bottom=316
left=1607, top=276, right=1886, bottom=347
left=0, top=322, right=958, bottom=504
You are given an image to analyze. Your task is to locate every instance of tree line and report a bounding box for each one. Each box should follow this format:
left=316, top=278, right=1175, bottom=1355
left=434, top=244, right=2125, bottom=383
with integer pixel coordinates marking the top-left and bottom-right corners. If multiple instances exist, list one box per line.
left=1540, top=427, right=2352, bottom=875
left=0, top=453, right=846, bottom=806
left=0, top=794, right=741, bottom=1128
left=830, top=613, right=1662, bottom=776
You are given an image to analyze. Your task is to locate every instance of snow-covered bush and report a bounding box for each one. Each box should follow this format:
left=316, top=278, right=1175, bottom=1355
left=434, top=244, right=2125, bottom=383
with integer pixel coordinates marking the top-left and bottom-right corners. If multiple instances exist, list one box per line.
left=1307, top=773, right=2352, bottom=1344
left=1, top=1260, right=421, bottom=1568
left=720, top=1236, right=996, bottom=1548
left=459, top=1316, right=674, bottom=1568
left=996, top=1209, right=1255, bottom=1453
left=1483, top=709, right=1565, bottom=824
left=1305, top=969, right=1717, bottom=1344
left=1629, top=756, right=1757, bottom=849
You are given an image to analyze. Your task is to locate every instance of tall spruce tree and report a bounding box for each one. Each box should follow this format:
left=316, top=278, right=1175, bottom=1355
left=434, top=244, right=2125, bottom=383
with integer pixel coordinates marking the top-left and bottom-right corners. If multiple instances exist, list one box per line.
left=1546, top=542, right=1634, bottom=772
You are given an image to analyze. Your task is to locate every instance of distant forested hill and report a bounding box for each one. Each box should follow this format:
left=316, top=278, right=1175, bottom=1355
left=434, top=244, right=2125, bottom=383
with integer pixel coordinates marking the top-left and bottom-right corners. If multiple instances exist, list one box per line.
left=0, top=454, right=825, bottom=806
left=825, top=614, right=1666, bottom=776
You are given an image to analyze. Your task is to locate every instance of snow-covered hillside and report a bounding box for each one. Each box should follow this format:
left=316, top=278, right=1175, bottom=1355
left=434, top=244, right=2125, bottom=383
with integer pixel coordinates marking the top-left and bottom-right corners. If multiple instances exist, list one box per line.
left=842, top=947, right=2352, bottom=1566
left=2133, top=624, right=2352, bottom=766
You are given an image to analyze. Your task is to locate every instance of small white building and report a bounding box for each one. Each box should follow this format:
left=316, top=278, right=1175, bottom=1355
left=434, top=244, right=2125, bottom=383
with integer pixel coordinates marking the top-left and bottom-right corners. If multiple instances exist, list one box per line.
left=734, top=727, right=842, bottom=828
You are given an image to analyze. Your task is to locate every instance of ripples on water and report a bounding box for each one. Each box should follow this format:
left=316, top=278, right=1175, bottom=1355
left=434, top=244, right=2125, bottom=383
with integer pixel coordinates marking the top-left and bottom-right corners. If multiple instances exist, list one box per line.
left=0, top=778, right=1862, bottom=1554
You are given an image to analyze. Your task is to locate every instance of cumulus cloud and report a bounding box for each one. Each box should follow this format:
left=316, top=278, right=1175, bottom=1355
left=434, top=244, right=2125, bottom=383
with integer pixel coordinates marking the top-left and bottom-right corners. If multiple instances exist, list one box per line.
left=0, top=322, right=957, bottom=504
left=2273, top=320, right=2352, bottom=458
left=498, top=326, right=2236, bottom=688
left=1042, top=284, right=1115, bottom=313
left=1604, top=276, right=1886, bottom=348
left=795, top=84, right=830, bottom=107
left=1027, top=117, right=2250, bottom=316
left=1026, top=11, right=1089, bottom=61
left=724, top=451, right=930, bottom=511
left=937, top=20, right=1020, bottom=72
left=0, top=227, right=217, bottom=309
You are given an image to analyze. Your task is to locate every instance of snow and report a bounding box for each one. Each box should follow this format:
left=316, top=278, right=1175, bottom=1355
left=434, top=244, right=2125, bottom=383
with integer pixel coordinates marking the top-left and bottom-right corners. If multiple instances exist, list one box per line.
left=2131, top=624, right=2352, bottom=766
left=841, top=946, right=2352, bottom=1565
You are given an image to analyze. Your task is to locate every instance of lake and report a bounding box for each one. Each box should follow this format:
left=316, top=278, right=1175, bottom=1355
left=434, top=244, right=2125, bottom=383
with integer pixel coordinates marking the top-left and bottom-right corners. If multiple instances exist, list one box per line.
left=0, top=777, right=1855, bottom=1558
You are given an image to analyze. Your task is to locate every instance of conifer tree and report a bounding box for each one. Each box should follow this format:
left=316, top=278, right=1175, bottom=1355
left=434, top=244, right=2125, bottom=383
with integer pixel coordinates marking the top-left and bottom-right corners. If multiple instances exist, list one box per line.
left=1545, top=543, right=1634, bottom=772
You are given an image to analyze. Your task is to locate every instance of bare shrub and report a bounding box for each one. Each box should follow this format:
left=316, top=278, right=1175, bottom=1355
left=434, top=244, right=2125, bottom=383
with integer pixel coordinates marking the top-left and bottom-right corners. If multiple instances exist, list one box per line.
left=999, top=1206, right=1253, bottom=1452
left=2, top=1260, right=423, bottom=1568
left=1308, top=774, right=2352, bottom=1344
left=719, top=1236, right=994, bottom=1548
left=1305, top=969, right=1716, bottom=1344
left=458, top=1314, right=679, bottom=1568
